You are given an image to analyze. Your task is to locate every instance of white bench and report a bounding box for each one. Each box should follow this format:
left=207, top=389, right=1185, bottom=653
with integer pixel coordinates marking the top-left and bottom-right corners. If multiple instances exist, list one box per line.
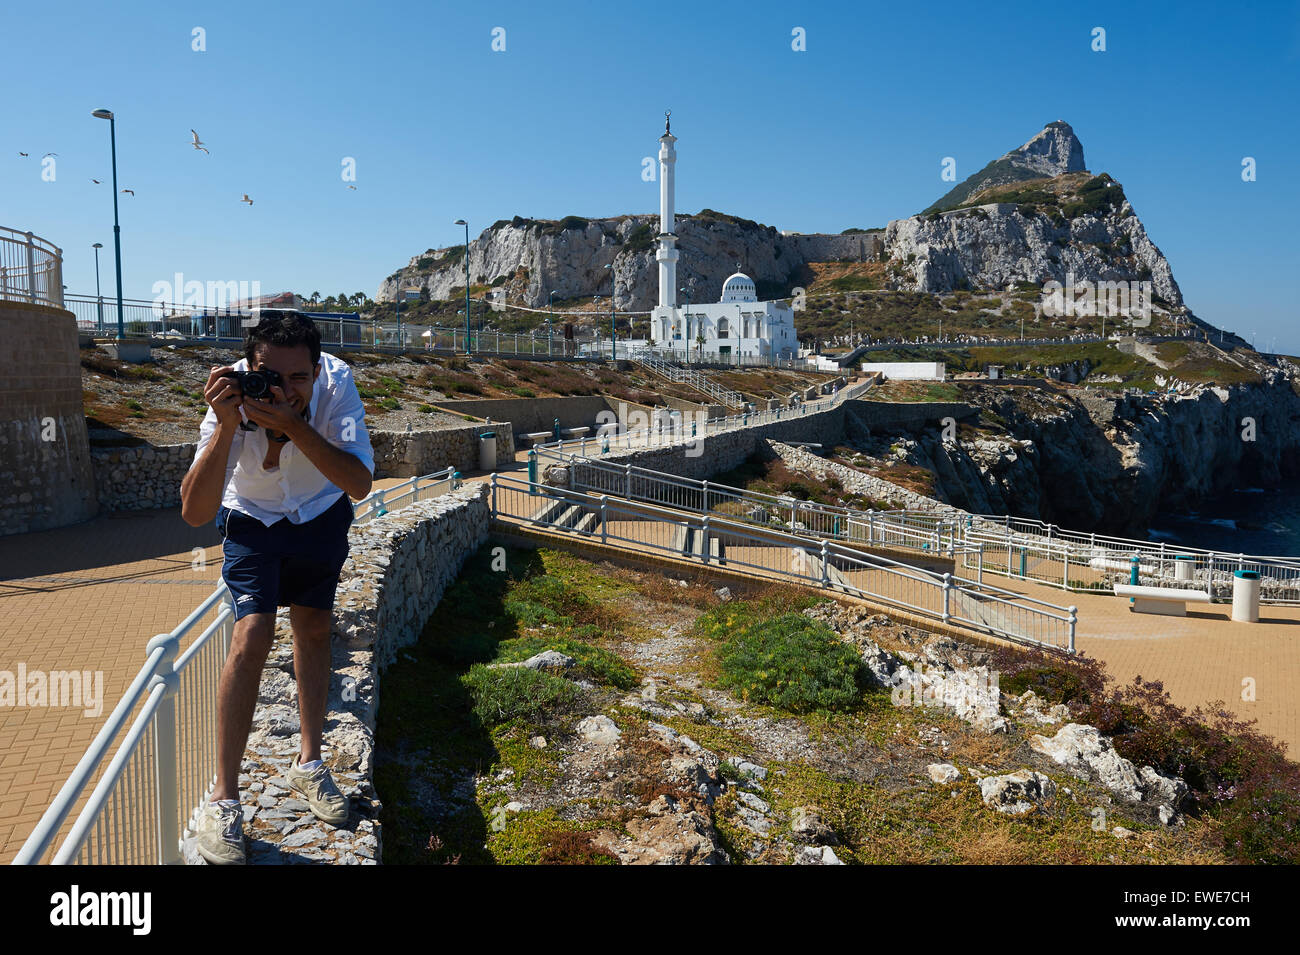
left=1113, top=583, right=1212, bottom=617
left=524, top=431, right=553, bottom=447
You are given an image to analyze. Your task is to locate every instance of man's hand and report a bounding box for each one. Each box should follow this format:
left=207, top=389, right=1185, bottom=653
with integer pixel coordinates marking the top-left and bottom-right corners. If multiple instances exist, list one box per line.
left=240, top=385, right=307, bottom=439
left=204, top=365, right=244, bottom=428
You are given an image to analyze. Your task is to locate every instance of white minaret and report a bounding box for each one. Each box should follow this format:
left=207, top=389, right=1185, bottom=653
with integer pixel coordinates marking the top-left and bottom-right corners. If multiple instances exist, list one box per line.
left=656, top=110, right=678, bottom=310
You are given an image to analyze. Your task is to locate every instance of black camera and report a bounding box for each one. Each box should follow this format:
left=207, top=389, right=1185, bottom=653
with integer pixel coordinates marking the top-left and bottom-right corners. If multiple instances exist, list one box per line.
left=223, top=368, right=284, bottom=401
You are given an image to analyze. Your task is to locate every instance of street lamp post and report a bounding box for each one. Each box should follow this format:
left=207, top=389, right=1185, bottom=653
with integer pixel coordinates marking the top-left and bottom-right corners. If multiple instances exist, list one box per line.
left=454, top=220, right=471, bottom=353
left=604, top=262, right=616, bottom=360
left=92, top=242, right=104, bottom=335
left=91, top=108, right=124, bottom=340
left=548, top=290, right=558, bottom=357
left=679, top=287, right=692, bottom=364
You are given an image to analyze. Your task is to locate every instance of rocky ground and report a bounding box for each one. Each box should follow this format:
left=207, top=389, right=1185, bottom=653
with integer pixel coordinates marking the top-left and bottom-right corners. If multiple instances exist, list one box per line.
left=79, top=343, right=831, bottom=448
left=372, top=548, right=1225, bottom=865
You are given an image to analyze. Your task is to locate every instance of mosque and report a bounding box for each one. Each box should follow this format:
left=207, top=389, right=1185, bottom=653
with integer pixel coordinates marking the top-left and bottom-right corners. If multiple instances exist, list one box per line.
left=647, top=113, right=799, bottom=362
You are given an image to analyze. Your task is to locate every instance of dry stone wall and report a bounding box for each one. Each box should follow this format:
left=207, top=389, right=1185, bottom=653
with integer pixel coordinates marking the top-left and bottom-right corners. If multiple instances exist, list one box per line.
left=184, top=482, right=492, bottom=865
left=89, top=423, right=506, bottom=512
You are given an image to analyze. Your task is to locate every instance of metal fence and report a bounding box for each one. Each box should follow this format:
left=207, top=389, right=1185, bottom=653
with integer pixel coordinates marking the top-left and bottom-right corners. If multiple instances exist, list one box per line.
left=958, top=514, right=1300, bottom=604
left=0, top=226, right=63, bottom=308
left=12, top=471, right=461, bottom=865
left=541, top=453, right=980, bottom=560
left=489, top=472, right=1076, bottom=651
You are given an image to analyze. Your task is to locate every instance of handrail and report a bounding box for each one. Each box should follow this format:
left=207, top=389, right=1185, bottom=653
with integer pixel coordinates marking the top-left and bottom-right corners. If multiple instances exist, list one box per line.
left=0, top=226, right=63, bottom=308
left=13, top=465, right=463, bottom=865
left=490, top=472, right=1077, bottom=651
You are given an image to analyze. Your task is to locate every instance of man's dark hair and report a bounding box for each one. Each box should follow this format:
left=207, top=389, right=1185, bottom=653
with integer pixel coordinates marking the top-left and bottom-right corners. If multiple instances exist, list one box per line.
left=244, top=309, right=322, bottom=367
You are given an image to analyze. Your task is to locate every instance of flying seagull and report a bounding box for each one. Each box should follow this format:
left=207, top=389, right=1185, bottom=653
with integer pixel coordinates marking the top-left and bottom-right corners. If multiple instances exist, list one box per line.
left=241, top=194, right=253, bottom=206
left=347, top=184, right=357, bottom=190
left=18, top=152, right=28, bottom=157
left=189, top=130, right=209, bottom=154
left=121, top=188, right=135, bottom=196
left=90, top=178, right=102, bottom=184
left=42, top=152, right=57, bottom=159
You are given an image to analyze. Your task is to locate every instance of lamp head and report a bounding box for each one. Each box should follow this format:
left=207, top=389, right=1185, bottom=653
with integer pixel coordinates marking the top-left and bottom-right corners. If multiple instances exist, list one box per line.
left=93, top=242, right=103, bottom=249
left=91, top=108, right=114, bottom=120
left=454, top=219, right=467, bottom=226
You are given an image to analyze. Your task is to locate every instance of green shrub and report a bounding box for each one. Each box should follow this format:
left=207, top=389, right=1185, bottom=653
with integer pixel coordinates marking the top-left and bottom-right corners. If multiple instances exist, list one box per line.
left=510, top=386, right=536, bottom=398
left=125, top=399, right=143, bottom=410
left=380, top=397, right=400, bottom=410
left=462, top=664, right=581, bottom=726
left=715, top=613, right=865, bottom=713
left=417, top=403, right=435, bottom=413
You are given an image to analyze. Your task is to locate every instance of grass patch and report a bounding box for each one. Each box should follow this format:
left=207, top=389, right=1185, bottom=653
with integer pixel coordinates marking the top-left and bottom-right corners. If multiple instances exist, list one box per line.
left=462, top=664, right=583, bottom=726
left=714, top=612, right=866, bottom=713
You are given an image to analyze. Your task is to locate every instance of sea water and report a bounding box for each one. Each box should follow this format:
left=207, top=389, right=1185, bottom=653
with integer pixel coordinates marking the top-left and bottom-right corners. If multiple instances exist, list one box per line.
left=1148, top=487, right=1300, bottom=558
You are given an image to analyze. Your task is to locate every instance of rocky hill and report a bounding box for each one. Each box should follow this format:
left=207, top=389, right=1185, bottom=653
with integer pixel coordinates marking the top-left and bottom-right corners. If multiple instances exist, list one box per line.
left=923, top=120, right=1086, bottom=214
left=378, top=121, right=1192, bottom=332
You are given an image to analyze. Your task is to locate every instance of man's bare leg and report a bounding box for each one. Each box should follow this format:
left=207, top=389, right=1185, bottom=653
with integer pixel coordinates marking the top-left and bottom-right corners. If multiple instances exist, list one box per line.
left=290, top=604, right=333, bottom=764
left=212, top=611, right=276, bottom=801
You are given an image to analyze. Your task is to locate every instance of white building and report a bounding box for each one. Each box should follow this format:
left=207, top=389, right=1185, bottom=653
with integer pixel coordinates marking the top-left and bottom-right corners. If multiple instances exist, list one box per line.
left=648, top=114, right=798, bottom=362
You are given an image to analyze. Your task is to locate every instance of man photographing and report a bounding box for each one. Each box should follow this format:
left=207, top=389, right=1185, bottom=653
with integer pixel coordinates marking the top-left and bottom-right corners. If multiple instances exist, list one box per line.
left=180, top=309, right=374, bottom=865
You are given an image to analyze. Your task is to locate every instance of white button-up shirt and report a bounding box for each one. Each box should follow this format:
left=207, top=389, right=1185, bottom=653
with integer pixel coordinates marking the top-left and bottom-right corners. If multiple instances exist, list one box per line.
left=192, top=351, right=375, bottom=526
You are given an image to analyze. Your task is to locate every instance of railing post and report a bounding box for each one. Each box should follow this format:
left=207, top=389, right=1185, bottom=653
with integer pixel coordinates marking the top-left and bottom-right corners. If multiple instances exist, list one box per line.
left=977, top=543, right=984, bottom=587
left=1068, top=606, right=1077, bottom=653
left=702, top=479, right=709, bottom=514
left=24, top=231, right=37, bottom=304
left=941, top=573, right=951, bottom=622
left=600, top=495, right=608, bottom=544
left=144, top=632, right=182, bottom=864
left=625, top=462, right=631, bottom=499
left=490, top=473, right=498, bottom=517
left=820, top=540, right=829, bottom=587
left=701, top=516, right=710, bottom=564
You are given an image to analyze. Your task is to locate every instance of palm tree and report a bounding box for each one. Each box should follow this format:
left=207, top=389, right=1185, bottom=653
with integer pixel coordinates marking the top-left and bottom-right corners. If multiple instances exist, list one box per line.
left=695, top=332, right=706, bottom=364
left=310, top=291, right=321, bottom=305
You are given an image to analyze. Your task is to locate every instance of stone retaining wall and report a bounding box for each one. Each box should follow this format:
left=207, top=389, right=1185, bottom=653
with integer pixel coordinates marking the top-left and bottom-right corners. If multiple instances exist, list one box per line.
left=0, top=301, right=98, bottom=536
left=766, top=439, right=965, bottom=514
left=191, top=482, right=492, bottom=865
left=90, top=423, right=508, bottom=512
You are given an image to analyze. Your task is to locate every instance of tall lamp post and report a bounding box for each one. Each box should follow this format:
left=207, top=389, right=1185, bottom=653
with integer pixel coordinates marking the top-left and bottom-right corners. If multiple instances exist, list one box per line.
left=679, top=287, right=692, bottom=365
left=548, top=290, right=558, bottom=357
left=92, top=242, right=104, bottom=335
left=91, top=108, right=124, bottom=340
left=604, top=262, right=616, bottom=360
left=454, top=219, right=470, bottom=353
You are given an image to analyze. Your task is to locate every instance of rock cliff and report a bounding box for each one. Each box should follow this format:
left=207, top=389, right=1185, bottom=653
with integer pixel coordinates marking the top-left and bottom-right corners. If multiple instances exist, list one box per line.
left=376, top=121, right=1185, bottom=320
left=846, top=370, right=1300, bottom=532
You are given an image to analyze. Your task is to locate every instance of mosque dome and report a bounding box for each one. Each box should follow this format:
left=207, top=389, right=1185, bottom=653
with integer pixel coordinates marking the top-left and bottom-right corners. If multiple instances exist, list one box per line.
left=720, top=272, right=757, bottom=303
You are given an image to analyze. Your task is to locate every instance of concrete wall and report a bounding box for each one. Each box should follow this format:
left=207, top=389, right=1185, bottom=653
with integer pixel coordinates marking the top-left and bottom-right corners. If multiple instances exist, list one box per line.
left=429, top=395, right=652, bottom=438
left=861, top=361, right=946, bottom=381
left=558, top=403, right=848, bottom=487
left=847, top=399, right=978, bottom=434
left=0, top=301, right=98, bottom=536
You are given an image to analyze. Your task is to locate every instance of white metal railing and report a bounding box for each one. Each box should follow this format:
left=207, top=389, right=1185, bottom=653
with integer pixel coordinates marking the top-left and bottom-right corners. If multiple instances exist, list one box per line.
left=540, top=453, right=981, bottom=559
left=13, top=471, right=461, bottom=865
left=958, top=513, right=1300, bottom=604
left=351, top=467, right=459, bottom=523
left=631, top=352, right=747, bottom=408
left=489, top=472, right=1077, bottom=651
left=0, top=226, right=63, bottom=308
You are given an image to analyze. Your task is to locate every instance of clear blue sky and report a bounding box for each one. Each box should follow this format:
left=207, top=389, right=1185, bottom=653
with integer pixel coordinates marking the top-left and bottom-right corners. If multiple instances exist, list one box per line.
left=5, top=0, right=1299, bottom=351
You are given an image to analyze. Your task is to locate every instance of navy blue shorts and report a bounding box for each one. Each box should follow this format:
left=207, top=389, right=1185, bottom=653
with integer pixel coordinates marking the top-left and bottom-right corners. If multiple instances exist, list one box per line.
left=216, top=493, right=355, bottom=621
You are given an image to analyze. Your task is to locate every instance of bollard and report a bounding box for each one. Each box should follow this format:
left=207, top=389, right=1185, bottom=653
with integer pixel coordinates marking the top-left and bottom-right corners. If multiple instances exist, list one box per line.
left=528, top=449, right=537, bottom=496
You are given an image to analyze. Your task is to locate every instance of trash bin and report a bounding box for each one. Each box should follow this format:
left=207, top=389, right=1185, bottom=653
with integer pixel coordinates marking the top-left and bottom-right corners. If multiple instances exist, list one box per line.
left=479, top=431, right=498, bottom=472
left=1232, top=570, right=1261, bottom=623
left=1174, top=555, right=1195, bottom=582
